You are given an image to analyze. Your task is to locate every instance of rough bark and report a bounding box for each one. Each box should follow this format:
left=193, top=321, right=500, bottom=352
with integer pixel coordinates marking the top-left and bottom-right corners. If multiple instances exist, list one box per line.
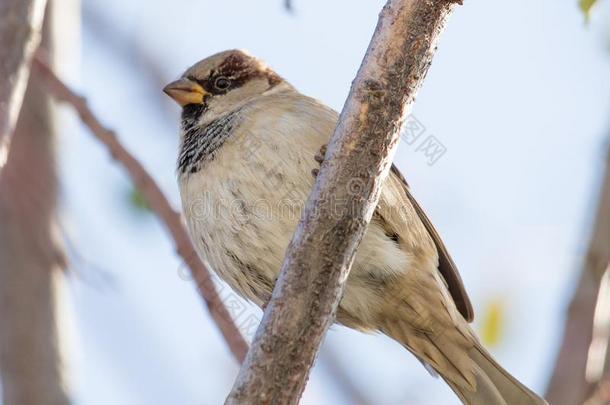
left=0, top=5, right=69, bottom=403
left=546, top=143, right=610, bottom=405
left=226, top=0, right=461, bottom=403
left=33, top=55, right=249, bottom=363
left=0, top=0, right=47, bottom=172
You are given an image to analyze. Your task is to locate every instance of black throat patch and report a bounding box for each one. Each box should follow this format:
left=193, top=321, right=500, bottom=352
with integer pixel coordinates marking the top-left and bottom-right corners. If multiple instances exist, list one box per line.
left=178, top=107, right=242, bottom=174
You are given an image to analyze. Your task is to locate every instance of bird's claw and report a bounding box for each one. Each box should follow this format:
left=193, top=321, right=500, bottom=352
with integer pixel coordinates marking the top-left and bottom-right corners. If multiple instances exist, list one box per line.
left=312, top=144, right=328, bottom=178
left=314, top=144, right=327, bottom=164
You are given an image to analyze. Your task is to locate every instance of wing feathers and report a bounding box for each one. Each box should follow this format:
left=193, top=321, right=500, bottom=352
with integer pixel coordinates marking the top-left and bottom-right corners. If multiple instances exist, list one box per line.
left=387, top=164, right=474, bottom=322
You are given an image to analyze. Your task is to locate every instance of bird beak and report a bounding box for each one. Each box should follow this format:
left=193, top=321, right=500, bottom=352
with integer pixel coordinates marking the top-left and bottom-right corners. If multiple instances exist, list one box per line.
left=163, top=78, right=208, bottom=106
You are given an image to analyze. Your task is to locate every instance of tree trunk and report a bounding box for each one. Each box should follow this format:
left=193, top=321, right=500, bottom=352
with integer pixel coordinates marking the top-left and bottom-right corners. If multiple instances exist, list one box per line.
left=226, top=0, right=461, bottom=403
left=0, top=2, right=70, bottom=403
left=0, top=0, right=47, bottom=173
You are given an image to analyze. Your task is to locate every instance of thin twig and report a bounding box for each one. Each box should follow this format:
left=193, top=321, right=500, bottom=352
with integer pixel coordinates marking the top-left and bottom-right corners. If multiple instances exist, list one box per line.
left=226, top=0, right=461, bottom=403
left=32, top=53, right=249, bottom=363
left=284, top=0, right=293, bottom=13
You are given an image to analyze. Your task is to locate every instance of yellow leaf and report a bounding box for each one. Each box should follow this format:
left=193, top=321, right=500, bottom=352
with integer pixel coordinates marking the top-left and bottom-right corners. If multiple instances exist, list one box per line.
left=480, top=300, right=505, bottom=347
left=580, top=0, right=599, bottom=21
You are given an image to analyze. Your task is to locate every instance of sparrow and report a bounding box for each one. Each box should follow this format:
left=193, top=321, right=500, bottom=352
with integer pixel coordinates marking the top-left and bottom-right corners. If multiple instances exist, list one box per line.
left=164, top=49, right=546, bottom=405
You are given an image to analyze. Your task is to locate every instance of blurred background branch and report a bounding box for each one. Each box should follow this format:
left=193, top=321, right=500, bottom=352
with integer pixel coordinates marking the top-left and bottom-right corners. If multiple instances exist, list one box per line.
left=585, top=263, right=610, bottom=405
left=546, top=137, right=610, bottom=405
left=32, top=54, right=250, bottom=363
left=545, top=268, right=598, bottom=404
left=0, top=0, right=47, bottom=172
left=0, top=1, right=70, bottom=403
left=284, top=0, right=293, bottom=13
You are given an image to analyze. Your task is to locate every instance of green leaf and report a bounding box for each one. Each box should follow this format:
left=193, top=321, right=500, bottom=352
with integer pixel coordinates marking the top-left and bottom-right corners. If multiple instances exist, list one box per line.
left=128, top=187, right=151, bottom=213
left=580, top=0, right=599, bottom=21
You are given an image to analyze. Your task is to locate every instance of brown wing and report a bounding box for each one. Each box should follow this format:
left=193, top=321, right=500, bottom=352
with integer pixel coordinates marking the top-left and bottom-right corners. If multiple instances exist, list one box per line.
left=389, top=164, right=474, bottom=322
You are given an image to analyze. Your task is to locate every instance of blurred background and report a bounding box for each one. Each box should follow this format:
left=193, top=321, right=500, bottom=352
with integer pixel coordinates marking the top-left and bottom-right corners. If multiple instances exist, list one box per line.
left=1, top=0, right=610, bottom=404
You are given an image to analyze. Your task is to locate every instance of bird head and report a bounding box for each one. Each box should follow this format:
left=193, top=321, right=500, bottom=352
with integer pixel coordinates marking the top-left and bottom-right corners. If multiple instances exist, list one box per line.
left=163, top=50, right=287, bottom=126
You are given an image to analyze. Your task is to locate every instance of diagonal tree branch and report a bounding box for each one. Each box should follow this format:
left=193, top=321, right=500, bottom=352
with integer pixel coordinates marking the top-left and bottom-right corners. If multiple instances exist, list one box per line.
left=226, top=0, right=462, bottom=403
left=0, top=0, right=47, bottom=172
left=32, top=53, right=249, bottom=364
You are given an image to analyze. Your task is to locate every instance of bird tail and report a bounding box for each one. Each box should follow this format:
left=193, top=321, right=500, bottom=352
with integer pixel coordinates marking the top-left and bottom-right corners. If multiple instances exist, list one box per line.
left=443, top=343, right=548, bottom=405
left=384, top=318, right=547, bottom=405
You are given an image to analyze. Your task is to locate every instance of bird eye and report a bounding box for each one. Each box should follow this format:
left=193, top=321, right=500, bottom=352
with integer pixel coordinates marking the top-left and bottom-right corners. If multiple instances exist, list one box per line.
left=214, top=76, right=231, bottom=91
